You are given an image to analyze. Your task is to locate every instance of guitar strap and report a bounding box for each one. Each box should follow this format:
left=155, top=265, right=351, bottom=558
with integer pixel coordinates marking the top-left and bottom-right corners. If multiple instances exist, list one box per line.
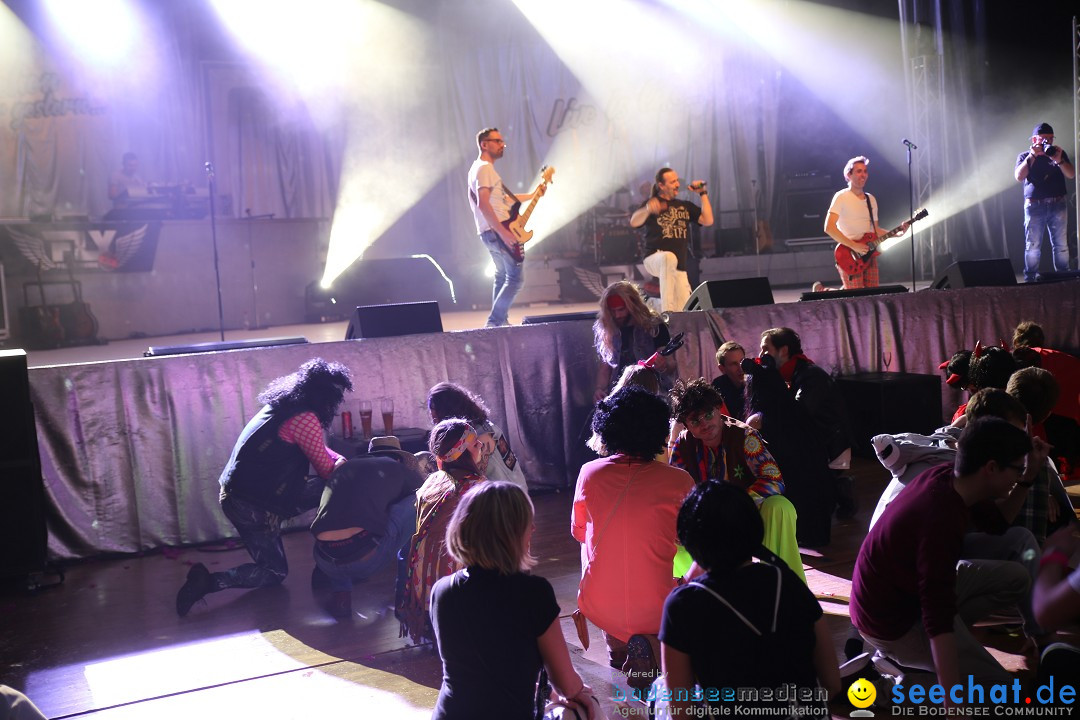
left=863, top=193, right=879, bottom=236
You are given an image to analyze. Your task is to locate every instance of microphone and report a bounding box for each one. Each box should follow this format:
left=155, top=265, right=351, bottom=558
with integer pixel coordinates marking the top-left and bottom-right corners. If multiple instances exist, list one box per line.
left=902, top=139, right=918, bottom=149
left=687, top=180, right=707, bottom=192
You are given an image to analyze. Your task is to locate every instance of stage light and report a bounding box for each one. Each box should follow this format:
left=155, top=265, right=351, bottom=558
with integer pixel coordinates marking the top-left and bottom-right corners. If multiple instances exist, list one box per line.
left=484, top=260, right=496, bottom=279
left=684, top=0, right=913, bottom=177
left=42, top=0, right=139, bottom=65
left=0, top=4, right=36, bottom=84
left=29, top=630, right=438, bottom=716
left=512, top=0, right=712, bottom=247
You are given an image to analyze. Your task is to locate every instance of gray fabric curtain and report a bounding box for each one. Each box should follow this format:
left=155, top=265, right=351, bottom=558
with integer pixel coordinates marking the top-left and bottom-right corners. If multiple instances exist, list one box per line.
left=34, top=281, right=1080, bottom=561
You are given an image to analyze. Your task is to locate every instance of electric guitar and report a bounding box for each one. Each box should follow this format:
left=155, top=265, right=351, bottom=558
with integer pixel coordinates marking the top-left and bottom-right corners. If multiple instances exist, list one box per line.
left=834, top=208, right=928, bottom=275
left=501, top=166, right=555, bottom=263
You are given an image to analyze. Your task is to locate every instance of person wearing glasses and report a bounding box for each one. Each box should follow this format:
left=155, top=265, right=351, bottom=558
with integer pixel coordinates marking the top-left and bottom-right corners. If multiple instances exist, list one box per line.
left=1014, top=122, right=1075, bottom=282
left=851, top=417, right=1043, bottom=689
left=629, top=167, right=713, bottom=313
left=668, top=378, right=805, bottom=583
left=467, top=127, right=546, bottom=328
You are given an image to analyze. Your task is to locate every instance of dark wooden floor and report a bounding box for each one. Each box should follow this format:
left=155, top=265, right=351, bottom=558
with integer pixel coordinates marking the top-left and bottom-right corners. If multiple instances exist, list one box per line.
left=0, top=458, right=1059, bottom=719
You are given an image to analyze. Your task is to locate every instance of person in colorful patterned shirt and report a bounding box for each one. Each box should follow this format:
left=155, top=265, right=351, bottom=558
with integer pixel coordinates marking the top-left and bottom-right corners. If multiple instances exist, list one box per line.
left=668, top=378, right=805, bottom=583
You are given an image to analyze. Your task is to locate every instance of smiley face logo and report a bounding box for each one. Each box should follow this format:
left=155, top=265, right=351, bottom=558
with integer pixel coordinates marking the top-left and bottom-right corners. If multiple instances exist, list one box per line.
left=847, top=678, right=876, bottom=709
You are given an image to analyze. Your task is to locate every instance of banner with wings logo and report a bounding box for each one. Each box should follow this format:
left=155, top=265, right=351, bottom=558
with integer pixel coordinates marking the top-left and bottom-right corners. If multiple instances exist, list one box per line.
left=0, top=222, right=162, bottom=273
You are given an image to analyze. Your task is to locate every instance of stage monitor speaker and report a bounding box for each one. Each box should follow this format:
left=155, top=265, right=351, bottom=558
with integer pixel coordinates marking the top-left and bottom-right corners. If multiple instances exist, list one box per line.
left=522, top=311, right=597, bottom=325
left=0, top=350, right=47, bottom=579
left=683, top=278, right=774, bottom=312
left=144, top=337, right=308, bottom=357
left=930, top=259, right=1016, bottom=289
left=785, top=190, right=833, bottom=239
left=715, top=227, right=754, bottom=256
left=1033, top=270, right=1080, bottom=284
left=345, top=301, right=443, bottom=339
left=836, top=372, right=943, bottom=455
left=799, top=285, right=908, bottom=301
left=331, top=257, right=456, bottom=312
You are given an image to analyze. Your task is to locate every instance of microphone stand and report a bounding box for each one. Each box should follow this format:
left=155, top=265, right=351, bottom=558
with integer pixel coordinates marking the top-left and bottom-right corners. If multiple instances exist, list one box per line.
left=242, top=209, right=275, bottom=330
left=205, top=162, right=225, bottom=342
left=903, top=139, right=917, bottom=292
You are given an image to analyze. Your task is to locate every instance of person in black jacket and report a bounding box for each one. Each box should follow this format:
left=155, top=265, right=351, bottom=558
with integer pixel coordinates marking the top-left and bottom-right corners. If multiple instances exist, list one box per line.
left=176, top=358, right=352, bottom=616
left=760, top=327, right=855, bottom=519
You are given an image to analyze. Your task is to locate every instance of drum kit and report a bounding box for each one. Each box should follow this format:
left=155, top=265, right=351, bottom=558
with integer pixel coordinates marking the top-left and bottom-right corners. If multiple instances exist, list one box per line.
left=587, top=187, right=643, bottom=266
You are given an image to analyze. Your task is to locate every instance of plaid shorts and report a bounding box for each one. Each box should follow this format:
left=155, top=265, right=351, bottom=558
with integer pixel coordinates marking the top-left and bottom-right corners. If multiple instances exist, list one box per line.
left=838, top=258, right=879, bottom=289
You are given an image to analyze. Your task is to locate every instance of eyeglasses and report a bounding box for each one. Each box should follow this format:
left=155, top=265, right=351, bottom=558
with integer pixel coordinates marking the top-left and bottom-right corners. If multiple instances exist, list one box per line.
left=685, top=410, right=716, bottom=428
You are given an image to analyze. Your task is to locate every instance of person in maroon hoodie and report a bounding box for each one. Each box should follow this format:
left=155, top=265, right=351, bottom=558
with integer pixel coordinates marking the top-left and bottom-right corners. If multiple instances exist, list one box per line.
left=851, top=416, right=1047, bottom=690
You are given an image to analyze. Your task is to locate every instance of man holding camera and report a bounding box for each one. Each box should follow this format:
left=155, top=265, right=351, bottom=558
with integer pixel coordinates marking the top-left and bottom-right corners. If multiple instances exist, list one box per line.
left=1014, top=122, right=1075, bottom=282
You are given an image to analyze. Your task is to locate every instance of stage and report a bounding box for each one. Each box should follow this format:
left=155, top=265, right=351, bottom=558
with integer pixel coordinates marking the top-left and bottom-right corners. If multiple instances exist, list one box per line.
left=5, top=280, right=1080, bottom=719
left=17, top=279, right=1080, bottom=562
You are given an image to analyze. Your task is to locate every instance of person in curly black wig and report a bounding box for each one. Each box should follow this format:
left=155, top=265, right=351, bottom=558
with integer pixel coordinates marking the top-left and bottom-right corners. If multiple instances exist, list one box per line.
left=660, top=482, right=839, bottom=718
left=177, top=358, right=353, bottom=617
left=591, top=384, right=671, bottom=459
left=572, top=386, right=694, bottom=684
left=968, top=346, right=1017, bottom=390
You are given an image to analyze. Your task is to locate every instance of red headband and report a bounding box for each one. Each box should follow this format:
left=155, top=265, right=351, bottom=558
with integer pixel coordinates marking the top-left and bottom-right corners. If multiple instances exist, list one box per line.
left=607, top=295, right=626, bottom=309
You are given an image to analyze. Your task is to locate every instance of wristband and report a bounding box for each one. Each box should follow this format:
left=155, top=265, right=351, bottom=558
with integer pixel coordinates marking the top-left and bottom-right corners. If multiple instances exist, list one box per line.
left=1039, top=550, right=1070, bottom=570
left=699, top=191, right=707, bottom=197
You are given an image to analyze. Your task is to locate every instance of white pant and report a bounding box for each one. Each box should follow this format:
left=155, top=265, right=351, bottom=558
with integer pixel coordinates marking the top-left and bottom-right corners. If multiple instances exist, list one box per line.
left=643, top=250, right=691, bottom=313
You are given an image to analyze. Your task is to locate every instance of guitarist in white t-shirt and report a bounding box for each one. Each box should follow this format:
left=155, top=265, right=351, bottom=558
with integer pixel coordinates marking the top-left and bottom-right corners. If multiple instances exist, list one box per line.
left=824, top=155, right=908, bottom=289
left=467, top=127, right=546, bottom=328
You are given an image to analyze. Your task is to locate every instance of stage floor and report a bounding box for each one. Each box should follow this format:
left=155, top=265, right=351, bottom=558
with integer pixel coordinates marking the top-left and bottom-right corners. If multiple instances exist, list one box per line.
left=1, top=458, right=1059, bottom=720
left=17, top=288, right=808, bottom=368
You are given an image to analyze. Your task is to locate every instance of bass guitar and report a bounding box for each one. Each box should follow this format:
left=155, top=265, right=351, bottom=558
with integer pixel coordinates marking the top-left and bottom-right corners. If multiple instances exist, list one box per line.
left=501, top=165, right=555, bottom=263
left=834, top=207, right=928, bottom=275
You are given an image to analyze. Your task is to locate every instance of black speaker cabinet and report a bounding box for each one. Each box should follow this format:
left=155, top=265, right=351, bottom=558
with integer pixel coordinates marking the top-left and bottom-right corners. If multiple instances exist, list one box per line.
left=683, top=278, right=774, bottom=311
left=836, top=371, right=943, bottom=455
left=329, top=257, right=456, bottom=312
left=931, top=259, right=1017, bottom=289
left=345, top=301, right=443, bottom=339
left=144, top=337, right=308, bottom=357
left=595, top=230, right=640, bottom=264
left=800, top=285, right=909, bottom=301
left=785, top=189, right=833, bottom=239
left=0, top=350, right=47, bottom=579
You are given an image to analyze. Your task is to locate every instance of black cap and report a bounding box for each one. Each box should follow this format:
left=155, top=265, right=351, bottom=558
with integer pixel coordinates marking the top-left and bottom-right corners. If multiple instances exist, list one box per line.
left=1033, top=122, right=1054, bottom=136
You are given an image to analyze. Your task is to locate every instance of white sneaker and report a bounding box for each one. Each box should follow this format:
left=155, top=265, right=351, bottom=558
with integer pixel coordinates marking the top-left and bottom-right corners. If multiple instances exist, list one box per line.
left=811, top=281, right=825, bottom=293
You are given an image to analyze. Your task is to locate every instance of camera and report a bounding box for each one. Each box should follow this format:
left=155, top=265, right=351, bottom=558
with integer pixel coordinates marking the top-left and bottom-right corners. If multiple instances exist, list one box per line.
left=1041, top=141, right=1056, bottom=156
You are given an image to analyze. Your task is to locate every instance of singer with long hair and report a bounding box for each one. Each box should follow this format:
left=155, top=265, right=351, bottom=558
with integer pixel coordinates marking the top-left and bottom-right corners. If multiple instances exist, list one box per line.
left=629, top=167, right=713, bottom=313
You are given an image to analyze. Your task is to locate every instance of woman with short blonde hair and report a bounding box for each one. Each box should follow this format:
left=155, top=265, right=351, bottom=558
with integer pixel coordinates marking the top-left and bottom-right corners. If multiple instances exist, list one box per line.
left=431, top=482, right=596, bottom=719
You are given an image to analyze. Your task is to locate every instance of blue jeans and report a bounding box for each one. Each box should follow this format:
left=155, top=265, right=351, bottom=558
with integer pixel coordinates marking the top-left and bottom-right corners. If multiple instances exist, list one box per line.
left=1023, top=198, right=1069, bottom=281
left=312, top=493, right=417, bottom=593
left=480, top=229, right=524, bottom=327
